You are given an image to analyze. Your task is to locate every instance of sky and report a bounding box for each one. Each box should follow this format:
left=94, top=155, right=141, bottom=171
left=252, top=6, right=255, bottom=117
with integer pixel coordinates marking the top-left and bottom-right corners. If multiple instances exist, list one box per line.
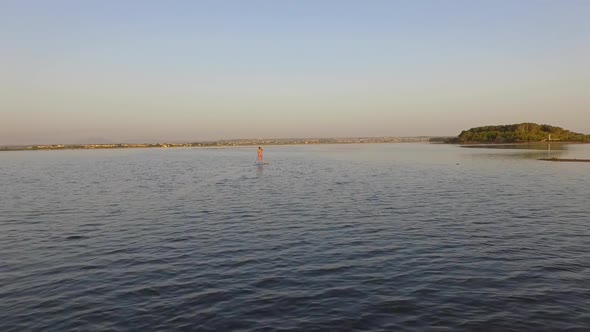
left=1, top=0, right=589, bottom=145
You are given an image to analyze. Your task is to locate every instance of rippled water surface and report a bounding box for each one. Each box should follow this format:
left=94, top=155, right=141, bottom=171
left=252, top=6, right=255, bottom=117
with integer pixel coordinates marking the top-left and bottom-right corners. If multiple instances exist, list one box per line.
left=1, top=144, right=589, bottom=331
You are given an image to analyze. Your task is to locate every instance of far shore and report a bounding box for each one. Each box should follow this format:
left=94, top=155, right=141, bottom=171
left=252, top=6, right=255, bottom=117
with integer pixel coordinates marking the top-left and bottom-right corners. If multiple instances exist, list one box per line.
left=0, top=137, right=436, bottom=152
left=4, top=138, right=590, bottom=152
left=458, top=141, right=590, bottom=146
left=539, top=158, right=590, bottom=162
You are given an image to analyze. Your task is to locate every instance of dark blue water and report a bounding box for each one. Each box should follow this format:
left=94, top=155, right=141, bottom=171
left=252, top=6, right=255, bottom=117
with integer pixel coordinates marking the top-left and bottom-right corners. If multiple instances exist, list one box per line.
left=1, top=144, right=589, bottom=331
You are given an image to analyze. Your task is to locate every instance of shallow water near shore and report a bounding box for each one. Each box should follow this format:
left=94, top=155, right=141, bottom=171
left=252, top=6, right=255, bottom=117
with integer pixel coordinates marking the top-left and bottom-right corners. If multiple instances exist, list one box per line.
left=1, top=143, right=589, bottom=331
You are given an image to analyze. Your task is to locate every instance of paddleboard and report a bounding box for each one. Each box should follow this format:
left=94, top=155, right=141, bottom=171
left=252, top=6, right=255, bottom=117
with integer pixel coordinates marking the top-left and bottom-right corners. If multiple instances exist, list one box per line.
left=254, top=162, right=269, bottom=166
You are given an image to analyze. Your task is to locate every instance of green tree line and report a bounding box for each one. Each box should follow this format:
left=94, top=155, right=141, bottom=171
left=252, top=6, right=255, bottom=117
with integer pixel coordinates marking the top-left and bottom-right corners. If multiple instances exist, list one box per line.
left=446, top=123, right=590, bottom=144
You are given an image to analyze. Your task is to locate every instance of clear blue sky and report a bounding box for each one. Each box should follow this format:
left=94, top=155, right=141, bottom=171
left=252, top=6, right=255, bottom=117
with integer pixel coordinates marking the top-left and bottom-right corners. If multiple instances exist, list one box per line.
left=1, top=0, right=589, bottom=144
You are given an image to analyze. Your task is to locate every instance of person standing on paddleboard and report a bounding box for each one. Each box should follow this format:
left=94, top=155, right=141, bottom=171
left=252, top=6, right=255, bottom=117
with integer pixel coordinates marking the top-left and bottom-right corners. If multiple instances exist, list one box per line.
left=257, top=147, right=263, bottom=163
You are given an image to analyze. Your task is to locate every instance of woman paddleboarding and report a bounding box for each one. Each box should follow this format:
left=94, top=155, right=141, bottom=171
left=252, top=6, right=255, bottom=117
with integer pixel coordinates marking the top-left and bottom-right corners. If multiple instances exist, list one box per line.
left=257, top=147, right=263, bottom=163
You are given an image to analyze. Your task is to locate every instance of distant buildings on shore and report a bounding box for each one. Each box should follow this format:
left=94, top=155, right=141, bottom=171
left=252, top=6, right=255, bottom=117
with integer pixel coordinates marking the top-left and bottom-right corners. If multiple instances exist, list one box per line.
left=0, top=137, right=444, bottom=151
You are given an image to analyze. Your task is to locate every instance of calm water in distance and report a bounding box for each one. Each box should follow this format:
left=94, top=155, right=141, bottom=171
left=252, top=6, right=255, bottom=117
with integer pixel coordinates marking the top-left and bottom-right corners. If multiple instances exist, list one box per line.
left=1, top=144, right=589, bottom=331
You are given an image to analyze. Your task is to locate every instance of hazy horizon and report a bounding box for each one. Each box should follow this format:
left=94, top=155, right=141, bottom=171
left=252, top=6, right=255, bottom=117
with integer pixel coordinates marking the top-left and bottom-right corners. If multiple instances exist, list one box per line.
left=1, top=135, right=437, bottom=147
left=2, top=1, right=589, bottom=146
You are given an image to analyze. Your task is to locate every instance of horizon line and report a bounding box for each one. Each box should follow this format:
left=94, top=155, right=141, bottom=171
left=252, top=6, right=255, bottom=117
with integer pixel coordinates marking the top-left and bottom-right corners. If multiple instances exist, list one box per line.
left=0, top=135, right=454, bottom=148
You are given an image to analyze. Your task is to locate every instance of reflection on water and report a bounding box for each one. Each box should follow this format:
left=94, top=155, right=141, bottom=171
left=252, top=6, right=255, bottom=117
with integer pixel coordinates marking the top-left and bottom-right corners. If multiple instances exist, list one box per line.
left=460, top=143, right=572, bottom=160
left=460, top=143, right=568, bottom=150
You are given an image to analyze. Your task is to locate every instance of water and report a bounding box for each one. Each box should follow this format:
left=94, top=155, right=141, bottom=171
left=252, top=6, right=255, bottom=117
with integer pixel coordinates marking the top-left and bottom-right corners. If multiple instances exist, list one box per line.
left=1, top=144, right=589, bottom=331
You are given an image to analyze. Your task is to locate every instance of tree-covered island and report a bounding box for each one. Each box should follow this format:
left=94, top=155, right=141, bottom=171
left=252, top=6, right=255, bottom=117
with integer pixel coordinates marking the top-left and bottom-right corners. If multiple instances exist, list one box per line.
left=446, top=123, right=590, bottom=144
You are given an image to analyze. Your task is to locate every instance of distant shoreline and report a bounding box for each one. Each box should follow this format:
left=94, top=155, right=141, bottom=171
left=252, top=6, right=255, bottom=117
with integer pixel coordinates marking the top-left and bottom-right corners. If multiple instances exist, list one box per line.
left=4, top=139, right=589, bottom=152
left=447, top=123, right=590, bottom=144
left=458, top=141, right=590, bottom=146
left=539, top=158, right=590, bottom=162
left=0, top=137, right=437, bottom=152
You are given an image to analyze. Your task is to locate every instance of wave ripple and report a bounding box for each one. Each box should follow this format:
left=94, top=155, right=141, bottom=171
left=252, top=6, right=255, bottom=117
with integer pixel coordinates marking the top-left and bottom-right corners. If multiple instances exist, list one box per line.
left=1, top=145, right=590, bottom=331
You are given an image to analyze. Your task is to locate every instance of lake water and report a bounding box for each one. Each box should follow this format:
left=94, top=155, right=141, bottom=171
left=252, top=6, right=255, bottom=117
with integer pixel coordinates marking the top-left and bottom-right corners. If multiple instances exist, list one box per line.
left=1, top=144, right=589, bottom=331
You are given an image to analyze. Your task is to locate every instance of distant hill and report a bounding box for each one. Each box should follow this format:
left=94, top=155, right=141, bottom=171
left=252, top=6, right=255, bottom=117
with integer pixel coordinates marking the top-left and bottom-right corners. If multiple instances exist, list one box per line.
left=447, top=123, right=590, bottom=144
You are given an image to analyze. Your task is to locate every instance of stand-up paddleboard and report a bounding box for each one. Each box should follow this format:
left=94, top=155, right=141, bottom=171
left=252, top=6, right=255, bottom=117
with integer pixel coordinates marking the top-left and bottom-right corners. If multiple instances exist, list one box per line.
left=254, top=161, right=269, bottom=166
